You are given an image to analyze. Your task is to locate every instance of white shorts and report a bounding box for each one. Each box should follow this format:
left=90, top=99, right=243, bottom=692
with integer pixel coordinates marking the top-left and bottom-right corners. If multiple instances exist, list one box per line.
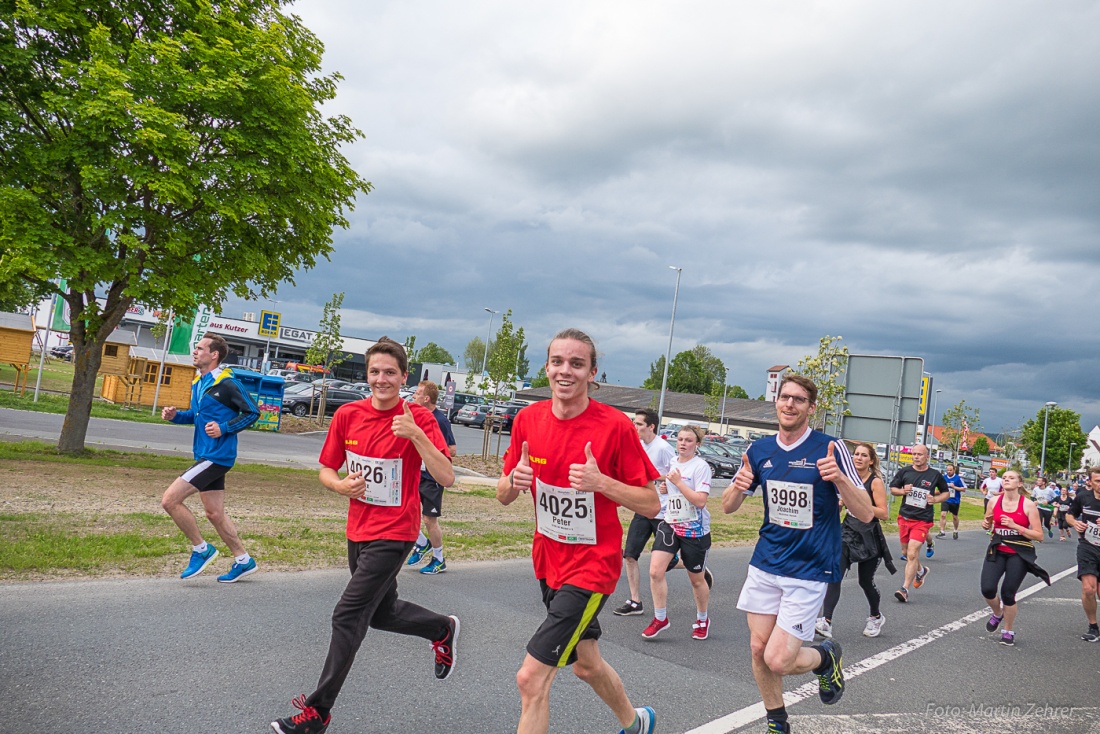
left=736, top=565, right=828, bottom=642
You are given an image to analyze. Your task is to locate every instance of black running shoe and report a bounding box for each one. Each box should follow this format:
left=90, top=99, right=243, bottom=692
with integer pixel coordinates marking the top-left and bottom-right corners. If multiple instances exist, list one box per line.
left=433, top=615, right=460, bottom=679
left=271, top=695, right=330, bottom=734
left=703, top=567, right=714, bottom=589
left=815, top=639, right=844, bottom=705
left=613, top=599, right=644, bottom=616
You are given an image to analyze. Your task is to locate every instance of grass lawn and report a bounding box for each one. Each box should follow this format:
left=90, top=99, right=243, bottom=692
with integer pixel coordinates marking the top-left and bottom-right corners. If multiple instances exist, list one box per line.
left=0, top=358, right=104, bottom=394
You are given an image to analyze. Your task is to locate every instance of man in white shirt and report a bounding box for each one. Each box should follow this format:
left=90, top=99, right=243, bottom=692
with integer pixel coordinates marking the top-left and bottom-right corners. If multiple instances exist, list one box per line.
left=612, top=409, right=677, bottom=616
left=981, top=468, right=1003, bottom=512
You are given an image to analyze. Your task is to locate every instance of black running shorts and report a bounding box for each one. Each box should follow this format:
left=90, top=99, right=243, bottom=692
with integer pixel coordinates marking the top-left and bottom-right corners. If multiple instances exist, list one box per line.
left=419, top=477, right=444, bottom=517
left=1077, top=542, right=1100, bottom=580
left=181, top=460, right=232, bottom=492
left=623, top=514, right=662, bottom=560
left=526, top=581, right=606, bottom=668
left=652, top=521, right=711, bottom=573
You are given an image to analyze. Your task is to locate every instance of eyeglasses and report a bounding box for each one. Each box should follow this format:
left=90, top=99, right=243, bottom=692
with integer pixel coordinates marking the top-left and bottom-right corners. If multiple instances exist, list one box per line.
left=776, top=394, right=810, bottom=405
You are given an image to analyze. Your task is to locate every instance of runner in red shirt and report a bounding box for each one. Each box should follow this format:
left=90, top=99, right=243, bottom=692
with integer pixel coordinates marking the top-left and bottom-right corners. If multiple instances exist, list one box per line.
left=272, top=338, right=459, bottom=734
left=498, top=329, right=661, bottom=734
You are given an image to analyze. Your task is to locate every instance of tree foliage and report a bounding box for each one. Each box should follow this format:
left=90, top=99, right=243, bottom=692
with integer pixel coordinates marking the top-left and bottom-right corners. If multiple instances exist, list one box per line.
left=413, top=342, right=456, bottom=366
left=530, top=366, right=549, bottom=388
left=939, top=399, right=981, bottom=459
left=793, top=335, right=849, bottom=432
left=642, top=345, right=725, bottom=396
left=0, top=0, right=371, bottom=451
left=483, top=309, right=524, bottom=402
left=463, top=336, right=488, bottom=386
left=969, top=436, right=991, bottom=457
left=1021, top=405, right=1087, bottom=475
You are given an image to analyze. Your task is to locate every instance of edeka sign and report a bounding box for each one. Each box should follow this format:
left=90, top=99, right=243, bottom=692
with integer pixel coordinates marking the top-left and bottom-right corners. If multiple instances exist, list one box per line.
left=280, top=326, right=316, bottom=344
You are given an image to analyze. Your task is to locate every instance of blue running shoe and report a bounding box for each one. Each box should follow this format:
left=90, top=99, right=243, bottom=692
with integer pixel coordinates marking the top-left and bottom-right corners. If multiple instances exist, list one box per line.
left=420, top=558, right=447, bottom=575
left=181, top=545, right=219, bottom=579
left=925, top=540, right=934, bottom=558
left=407, top=542, right=430, bottom=566
left=218, top=557, right=257, bottom=583
left=815, top=639, right=845, bottom=705
left=619, top=706, right=656, bottom=734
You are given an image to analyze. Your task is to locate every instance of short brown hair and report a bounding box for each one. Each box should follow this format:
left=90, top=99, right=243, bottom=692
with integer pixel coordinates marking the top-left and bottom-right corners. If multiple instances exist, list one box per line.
left=779, top=374, right=818, bottom=405
left=679, top=425, right=706, bottom=442
left=635, top=408, right=659, bottom=430
left=418, top=380, right=439, bottom=403
left=366, top=336, right=408, bottom=374
left=1089, top=465, right=1100, bottom=479
left=201, top=333, right=229, bottom=364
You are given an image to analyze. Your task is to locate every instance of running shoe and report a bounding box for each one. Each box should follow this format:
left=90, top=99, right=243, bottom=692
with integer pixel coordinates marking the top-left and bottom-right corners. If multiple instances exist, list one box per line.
left=814, top=617, right=833, bottom=639
left=692, top=618, right=710, bottom=640
left=642, top=617, right=670, bottom=639
left=432, top=615, right=460, bottom=679
left=953, top=531, right=958, bottom=540
left=913, top=565, right=929, bottom=589
left=703, top=566, right=714, bottom=589
left=180, top=544, right=219, bottom=579
left=766, top=719, right=791, bottom=734
left=894, top=588, right=908, bottom=603
left=899, top=553, right=907, bottom=561
left=407, top=542, right=430, bottom=566
left=986, top=613, right=1003, bottom=632
left=420, top=558, right=447, bottom=575
left=271, top=695, right=330, bottom=734
left=1082, top=626, right=1100, bottom=643
left=1047, top=527, right=1054, bottom=538
left=863, top=614, right=885, bottom=638
left=613, top=599, right=644, bottom=616
left=217, top=557, right=257, bottom=583
left=935, top=531, right=946, bottom=539
left=618, top=706, right=656, bottom=734
left=666, top=552, right=680, bottom=572
left=1000, top=631, right=1015, bottom=646
left=815, top=639, right=844, bottom=705
left=925, top=540, right=935, bottom=558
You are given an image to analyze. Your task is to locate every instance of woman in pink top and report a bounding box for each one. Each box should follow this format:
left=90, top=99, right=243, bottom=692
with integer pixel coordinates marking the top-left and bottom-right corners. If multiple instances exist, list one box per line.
left=980, top=470, right=1045, bottom=646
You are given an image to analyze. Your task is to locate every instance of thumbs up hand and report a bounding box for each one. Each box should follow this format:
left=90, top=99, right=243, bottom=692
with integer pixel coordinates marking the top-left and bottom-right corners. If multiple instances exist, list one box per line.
left=511, top=440, right=534, bottom=493
left=391, top=400, right=422, bottom=440
left=732, top=457, right=754, bottom=493
left=816, top=440, right=841, bottom=482
left=569, top=442, right=603, bottom=493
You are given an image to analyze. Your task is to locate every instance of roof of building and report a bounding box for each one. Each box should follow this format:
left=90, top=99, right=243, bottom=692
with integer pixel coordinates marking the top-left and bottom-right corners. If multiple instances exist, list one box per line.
left=927, top=425, right=1001, bottom=452
left=130, top=347, right=195, bottom=365
left=105, top=329, right=138, bottom=345
left=513, top=384, right=779, bottom=430
left=767, top=364, right=789, bottom=372
left=0, top=311, right=35, bottom=332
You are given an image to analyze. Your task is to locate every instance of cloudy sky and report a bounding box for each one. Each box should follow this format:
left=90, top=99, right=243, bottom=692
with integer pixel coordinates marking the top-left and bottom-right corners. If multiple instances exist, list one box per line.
left=225, top=0, right=1100, bottom=435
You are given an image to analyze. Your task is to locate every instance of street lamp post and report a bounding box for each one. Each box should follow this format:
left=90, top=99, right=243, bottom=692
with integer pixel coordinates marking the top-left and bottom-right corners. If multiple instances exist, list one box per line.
left=1068, top=442, right=1077, bottom=480
left=657, top=266, right=682, bottom=427
left=481, top=307, right=498, bottom=379
left=1040, top=401, right=1057, bottom=477
left=929, top=388, right=942, bottom=455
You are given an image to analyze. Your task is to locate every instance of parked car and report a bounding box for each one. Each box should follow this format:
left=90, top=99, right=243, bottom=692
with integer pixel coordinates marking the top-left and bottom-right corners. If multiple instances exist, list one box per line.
left=696, top=443, right=737, bottom=478
left=704, top=440, right=743, bottom=465
left=281, top=387, right=365, bottom=417
left=310, top=378, right=356, bottom=390
left=453, top=404, right=495, bottom=429
left=49, top=344, right=73, bottom=360
left=487, top=403, right=525, bottom=433
left=440, top=392, right=487, bottom=422
left=348, top=382, right=372, bottom=394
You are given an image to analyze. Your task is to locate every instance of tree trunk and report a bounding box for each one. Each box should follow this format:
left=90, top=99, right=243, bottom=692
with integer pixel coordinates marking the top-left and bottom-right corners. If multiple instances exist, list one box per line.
left=57, top=338, right=105, bottom=453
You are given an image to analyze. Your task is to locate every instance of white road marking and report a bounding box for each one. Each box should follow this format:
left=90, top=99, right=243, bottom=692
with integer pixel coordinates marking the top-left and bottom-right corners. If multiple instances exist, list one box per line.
left=685, top=565, right=1079, bottom=734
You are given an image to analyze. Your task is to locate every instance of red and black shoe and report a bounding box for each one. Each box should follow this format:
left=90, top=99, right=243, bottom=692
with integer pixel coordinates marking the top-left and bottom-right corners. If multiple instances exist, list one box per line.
left=271, top=694, right=330, bottom=734
left=433, top=615, right=460, bottom=680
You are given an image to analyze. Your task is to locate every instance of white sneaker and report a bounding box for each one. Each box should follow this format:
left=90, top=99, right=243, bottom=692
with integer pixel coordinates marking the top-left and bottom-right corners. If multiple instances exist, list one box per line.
left=814, top=616, right=833, bottom=639
left=863, top=614, right=885, bottom=638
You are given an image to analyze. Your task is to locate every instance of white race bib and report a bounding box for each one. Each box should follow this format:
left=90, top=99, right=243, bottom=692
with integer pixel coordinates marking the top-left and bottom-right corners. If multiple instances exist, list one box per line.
left=1085, top=522, right=1100, bottom=547
left=345, top=450, right=402, bottom=506
left=766, top=480, right=814, bottom=529
left=905, top=487, right=929, bottom=509
left=664, top=492, right=698, bottom=525
left=535, top=478, right=596, bottom=545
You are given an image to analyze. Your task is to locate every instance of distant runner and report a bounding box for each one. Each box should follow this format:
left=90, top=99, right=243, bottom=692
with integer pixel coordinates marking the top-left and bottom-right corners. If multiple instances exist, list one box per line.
left=1067, top=466, right=1100, bottom=643
left=889, top=445, right=949, bottom=603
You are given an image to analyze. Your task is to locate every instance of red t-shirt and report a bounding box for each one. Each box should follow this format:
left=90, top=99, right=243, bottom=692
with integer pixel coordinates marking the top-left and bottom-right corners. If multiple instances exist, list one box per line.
left=319, top=399, right=448, bottom=542
left=502, top=399, right=658, bottom=595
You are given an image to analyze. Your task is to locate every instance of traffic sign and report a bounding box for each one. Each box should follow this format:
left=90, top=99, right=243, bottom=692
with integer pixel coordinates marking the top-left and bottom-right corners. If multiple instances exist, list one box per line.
left=259, top=310, right=281, bottom=338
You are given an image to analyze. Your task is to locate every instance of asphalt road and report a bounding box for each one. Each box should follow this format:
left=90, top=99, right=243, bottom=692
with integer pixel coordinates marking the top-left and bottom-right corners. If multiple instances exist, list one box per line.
left=2, top=534, right=1098, bottom=734
left=0, top=407, right=504, bottom=469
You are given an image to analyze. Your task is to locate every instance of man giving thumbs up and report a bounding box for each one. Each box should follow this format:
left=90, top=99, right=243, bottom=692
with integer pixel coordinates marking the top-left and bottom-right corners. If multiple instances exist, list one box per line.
left=720, top=374, right=872, bottom=734
left=497, top=329, right=660, bottom=734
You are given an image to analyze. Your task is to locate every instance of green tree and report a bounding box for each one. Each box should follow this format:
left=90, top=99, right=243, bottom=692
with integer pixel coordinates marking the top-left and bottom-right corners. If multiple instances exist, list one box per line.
left=729, top=385, right=750, bottom=399
left=530, top=366, right=549, bottom=388
left=463, top=336, right=488, bottom=388
left=939, top=399, right=981, bottom=460
left=641, top=355, right=667, bottom=390
left=484, top=309, right=524, bottom=403
left=303, top=292, right=349, bottom=425
left=970, top=436, right=991, bottom=457
left=1021, top=406, right=1087, bottom=476
left=415, top=342, right=456, bottom=365
left=0, top=0, right=370, bottom=452
left=793, top=335, right=849, bottom=432
left=642, top=345, right=726, bottom=396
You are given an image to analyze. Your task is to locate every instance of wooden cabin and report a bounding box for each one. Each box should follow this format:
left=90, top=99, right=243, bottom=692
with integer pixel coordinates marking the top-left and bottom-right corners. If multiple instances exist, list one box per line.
left=100, top=347, right=196, bottom=409
left=0, top=311, right=35, bottom=396
left=98, top=329, right=138, bottom=376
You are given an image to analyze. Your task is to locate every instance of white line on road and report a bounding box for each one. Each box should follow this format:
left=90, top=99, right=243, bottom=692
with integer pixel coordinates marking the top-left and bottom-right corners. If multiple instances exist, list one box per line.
left=685, top=565, right=1079, bottom=734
